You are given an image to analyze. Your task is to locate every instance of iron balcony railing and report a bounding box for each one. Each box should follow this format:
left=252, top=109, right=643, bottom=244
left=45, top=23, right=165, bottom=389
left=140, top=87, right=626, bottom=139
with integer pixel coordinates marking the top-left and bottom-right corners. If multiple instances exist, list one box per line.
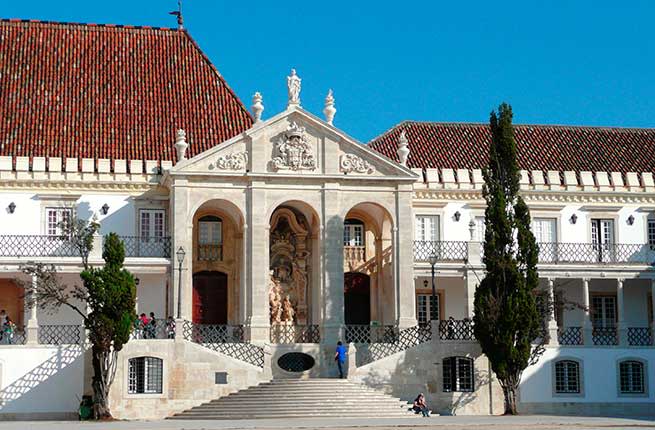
left=413, top=241, right=468, bottom=262
left=537, top=243, right=655, bottom=265
left=116, top=236, right=171, bottom=258
left=197, top=244, right=223, bottom=261
left=0, top=235, right=80, bottom=257
left=557, top=327, right=583, bottom=346
left=439, top=319, right=475, bottom=341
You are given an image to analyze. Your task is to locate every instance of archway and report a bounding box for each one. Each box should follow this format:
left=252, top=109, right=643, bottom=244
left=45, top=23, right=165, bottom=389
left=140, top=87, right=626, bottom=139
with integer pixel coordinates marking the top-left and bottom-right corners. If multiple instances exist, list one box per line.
left=344, top=272, right=371, bottom=325
left=192, top=271, right=228, bottom=324
left=268, top=201, right=320, bottom=327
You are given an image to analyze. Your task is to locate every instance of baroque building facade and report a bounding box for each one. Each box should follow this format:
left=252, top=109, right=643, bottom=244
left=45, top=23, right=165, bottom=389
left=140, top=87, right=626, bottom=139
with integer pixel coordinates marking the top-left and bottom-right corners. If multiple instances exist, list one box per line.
left=0, top=19, right=654, bottom=419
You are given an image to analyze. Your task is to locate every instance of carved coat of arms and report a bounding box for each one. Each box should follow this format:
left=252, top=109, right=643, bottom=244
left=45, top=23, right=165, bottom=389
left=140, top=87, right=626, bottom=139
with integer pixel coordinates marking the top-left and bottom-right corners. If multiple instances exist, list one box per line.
left=271, top=122, right=316, bottom=171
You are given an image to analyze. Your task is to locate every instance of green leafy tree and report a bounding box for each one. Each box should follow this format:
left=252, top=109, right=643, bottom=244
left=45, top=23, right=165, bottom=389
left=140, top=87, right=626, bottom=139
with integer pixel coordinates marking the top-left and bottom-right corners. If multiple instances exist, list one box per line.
left=473, top=103, right=542, bottom=415
left=21, top=220, right=136, bottom=419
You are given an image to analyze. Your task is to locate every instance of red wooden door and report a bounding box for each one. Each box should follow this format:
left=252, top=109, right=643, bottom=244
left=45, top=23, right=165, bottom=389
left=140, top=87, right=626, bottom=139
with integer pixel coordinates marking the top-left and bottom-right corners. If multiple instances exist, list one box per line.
left=192, top=271, right=228, bottom=324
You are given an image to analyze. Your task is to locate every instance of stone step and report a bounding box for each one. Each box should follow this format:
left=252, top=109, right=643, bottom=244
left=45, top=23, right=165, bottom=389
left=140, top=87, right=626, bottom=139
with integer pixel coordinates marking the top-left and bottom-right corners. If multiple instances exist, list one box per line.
left=169, top=378, right=416, bottom=420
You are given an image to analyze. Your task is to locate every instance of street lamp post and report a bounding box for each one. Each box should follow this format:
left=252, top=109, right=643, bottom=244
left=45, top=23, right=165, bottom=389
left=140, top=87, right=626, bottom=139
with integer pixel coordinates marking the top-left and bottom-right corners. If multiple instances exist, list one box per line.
left=176, top=246, right=186, bottom=319
left=429, top=254, right=438, bottom=321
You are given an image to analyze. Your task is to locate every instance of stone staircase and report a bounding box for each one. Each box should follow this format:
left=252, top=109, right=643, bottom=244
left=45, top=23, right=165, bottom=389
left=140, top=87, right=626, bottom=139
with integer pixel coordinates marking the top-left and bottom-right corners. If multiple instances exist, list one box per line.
left=169, top=379, right=416, bottom=419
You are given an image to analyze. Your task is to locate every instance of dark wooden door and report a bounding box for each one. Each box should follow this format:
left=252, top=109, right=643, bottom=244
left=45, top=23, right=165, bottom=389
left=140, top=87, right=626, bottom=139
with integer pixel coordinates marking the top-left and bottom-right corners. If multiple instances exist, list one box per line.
left=192, top=271, right=228, bottom=324
left=344, top=272, right=371, bottom=325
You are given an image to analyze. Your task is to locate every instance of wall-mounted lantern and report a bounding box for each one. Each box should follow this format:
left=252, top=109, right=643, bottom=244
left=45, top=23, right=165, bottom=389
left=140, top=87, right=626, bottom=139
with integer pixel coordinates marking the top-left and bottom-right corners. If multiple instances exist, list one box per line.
left=100, top=203, right=110, bottom=215
left=627, top=214, right=635, bottom=226
left=570, top=213, right=578, bottom=225
left=7, top=202, right=16, bottom=214
left=454, top=211, right=461, bottom=222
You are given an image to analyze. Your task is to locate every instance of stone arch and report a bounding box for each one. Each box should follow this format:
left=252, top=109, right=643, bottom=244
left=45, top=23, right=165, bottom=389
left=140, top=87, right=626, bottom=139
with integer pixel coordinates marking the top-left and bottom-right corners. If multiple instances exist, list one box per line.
left=268, top=201, right=321, bottom=328
left=342, top=202, right=395, bottom=325
left=191, top=199, right=245, bottom=324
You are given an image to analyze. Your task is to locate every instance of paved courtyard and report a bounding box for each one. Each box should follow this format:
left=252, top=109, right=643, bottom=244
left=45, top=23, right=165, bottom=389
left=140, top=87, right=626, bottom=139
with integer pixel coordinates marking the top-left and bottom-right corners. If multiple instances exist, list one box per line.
left=0, top=416, right=654, bottom=430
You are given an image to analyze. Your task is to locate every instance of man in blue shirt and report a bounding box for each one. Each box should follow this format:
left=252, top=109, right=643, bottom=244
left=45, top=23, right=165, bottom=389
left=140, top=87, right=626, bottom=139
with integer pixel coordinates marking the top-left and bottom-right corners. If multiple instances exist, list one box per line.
left=335, top=341, right=347, bottom=378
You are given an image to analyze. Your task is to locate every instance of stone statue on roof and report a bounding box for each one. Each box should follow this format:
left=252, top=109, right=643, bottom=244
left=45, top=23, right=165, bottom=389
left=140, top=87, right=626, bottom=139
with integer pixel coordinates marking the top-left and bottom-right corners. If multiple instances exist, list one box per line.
left=287, top=69, right=301, bottom=106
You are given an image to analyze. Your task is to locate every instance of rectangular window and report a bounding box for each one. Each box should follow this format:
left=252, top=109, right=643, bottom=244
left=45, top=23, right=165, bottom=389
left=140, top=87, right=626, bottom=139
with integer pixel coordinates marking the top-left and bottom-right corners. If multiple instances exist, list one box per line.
left=415, top=215, right=439, bottom=242
left=555, top=360, right=580, bottom=394
left=648, top=220, right=655, bottom=247
left=473, top=216, right=485, bottom=242
left=619, top=361, right=645, bottom=394
left=443, top=357, right=474, bottom=392
left=591, top=295, right=617, bottom=328
left=128, top=357, right=163, bottom=394
left=140, top=209, right=165, bottom=241
left=45, top=207, right=72, bottom=236
left=416, top=293, right=439, bottom=325
left=343, top=224, right=364, bottom=247
left=199, top=220, right=222, bottom=245
left=532, top=218, right=557, bottom=243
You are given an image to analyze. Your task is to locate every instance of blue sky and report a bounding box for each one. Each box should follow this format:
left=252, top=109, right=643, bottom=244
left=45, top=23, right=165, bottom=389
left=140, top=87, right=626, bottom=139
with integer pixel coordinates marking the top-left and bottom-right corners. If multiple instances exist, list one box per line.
left=4, top=1, right=654, bottom=141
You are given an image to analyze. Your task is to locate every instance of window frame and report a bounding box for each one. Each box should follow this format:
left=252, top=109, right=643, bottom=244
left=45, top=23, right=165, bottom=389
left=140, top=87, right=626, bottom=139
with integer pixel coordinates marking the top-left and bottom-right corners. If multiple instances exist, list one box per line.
left=552, top=357, right=584, bottom=397
left=139, top=208, right=166, bottom=242
left=414, top=214, right=440, bottom=243
left=442, top=356, right=474, bottom=393
left=44, top=207, right=73, bottom=237
left=343, top=218, right=365, bottom=247
left=617, top=358, right=649, bottom=397
left=126, top=356, right=165, bottom=397
left=647, top=218, right=655, bottom=249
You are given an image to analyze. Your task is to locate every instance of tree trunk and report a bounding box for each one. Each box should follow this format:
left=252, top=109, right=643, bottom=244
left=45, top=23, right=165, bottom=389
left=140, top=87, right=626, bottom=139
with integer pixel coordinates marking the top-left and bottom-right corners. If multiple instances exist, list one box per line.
left=91, top=345, right=113, bottom=420
left=501, top=381, right=519, bottom=415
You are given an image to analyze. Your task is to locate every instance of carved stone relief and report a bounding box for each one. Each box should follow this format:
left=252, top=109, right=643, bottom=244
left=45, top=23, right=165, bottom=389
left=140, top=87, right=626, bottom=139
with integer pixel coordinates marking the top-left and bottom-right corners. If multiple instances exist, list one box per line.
left=270, top=122, right=316, bottom=171
left=340, top=153, right=374, bottom=174
left=216, top=152, right=248, bottom=170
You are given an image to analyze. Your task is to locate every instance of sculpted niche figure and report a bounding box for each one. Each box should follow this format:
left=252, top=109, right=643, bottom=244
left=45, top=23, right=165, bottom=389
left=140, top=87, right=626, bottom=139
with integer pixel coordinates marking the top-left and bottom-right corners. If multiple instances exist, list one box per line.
left=268, top=271, right=283, bottom=324
left=282, top=295, right=295, bottom=323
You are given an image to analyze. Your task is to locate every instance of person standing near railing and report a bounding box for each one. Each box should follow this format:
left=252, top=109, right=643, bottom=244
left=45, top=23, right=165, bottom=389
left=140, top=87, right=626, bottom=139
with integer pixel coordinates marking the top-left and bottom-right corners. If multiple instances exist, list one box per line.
left=0, top=309, right=6, bottom=342
left=2, top=316, right=16, bottom=345
left=166, top=316, right=176, bottom=339
left=147, top=312, right=157, bottom=339
left=335, top=341, right=347, bottom=379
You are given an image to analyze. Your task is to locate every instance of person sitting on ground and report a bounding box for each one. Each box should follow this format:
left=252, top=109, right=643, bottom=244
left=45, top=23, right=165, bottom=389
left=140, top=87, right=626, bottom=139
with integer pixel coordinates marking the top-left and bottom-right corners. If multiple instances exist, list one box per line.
left=413, top=393, right=430, bottom=417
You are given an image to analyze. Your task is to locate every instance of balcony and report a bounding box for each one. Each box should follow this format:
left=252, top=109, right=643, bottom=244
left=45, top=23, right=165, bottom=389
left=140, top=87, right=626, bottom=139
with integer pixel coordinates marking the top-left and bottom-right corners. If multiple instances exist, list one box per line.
left=413, top=240, right=468, bottom=262
left=197, top=244, right=223, bottom=261
left=0, top=235, right=170, bottom=259
left=343, top=246, right=366, bottom=264
left=537, top=243, right=655, bottom=265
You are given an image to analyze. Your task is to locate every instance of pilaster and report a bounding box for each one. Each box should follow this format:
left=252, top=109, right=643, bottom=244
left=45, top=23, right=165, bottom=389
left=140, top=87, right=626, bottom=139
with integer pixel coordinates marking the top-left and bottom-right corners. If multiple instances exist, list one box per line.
left=246, top=182, right=270, bottom=343
left=546, top=278, right=559, bottom=346
left=171, top=178, right=192, bottom=320
left=582, top=278, right=593, bottom=346
left=395, top=183, right=417, bottom=328
left=321, top=182, right=344, bottom=344
left=616, top=278, right=626, bottom=346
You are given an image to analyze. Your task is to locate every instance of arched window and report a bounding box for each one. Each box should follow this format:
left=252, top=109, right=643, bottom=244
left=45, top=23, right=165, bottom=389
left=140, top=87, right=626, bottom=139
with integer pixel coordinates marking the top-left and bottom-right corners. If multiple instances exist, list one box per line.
left=619, top=360, right=645, bottom=394
left=554, top=360, right=581, bottom=394
left=443, top=356, right=474, bottom=392
left=343, top=219, right=364, bottom=247
left=198, top=215, right=223, bottom=261
left=128, top=357, right=163, bottom=394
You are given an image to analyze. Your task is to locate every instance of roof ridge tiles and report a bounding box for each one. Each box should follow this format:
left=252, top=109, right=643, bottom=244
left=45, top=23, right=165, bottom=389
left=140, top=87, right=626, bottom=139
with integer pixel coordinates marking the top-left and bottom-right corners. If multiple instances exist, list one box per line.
left=0, top=18, right=179, bottom=32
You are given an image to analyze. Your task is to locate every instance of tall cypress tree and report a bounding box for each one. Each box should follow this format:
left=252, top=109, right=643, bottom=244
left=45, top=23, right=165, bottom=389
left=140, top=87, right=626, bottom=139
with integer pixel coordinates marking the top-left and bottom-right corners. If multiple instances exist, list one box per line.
left=473, top=103, right=541, bottom=415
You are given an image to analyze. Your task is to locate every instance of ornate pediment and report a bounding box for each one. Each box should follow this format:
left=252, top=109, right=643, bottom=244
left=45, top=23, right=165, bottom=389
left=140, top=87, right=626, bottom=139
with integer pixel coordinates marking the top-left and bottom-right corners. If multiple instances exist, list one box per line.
left=270, top=122, right=316, bottom=171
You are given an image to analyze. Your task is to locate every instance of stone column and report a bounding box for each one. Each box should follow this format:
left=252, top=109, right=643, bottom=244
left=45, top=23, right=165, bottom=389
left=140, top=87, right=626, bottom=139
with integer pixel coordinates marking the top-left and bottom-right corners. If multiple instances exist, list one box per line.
left=463, top=270, right=477, bottom=318
left=245, top=182, right=270, bottom=343
left=546, top=278, right=559, bottom=346
left=582, top=278, right=593, bottom=346
left=26, top=274, right=39, bottom=344
left=616, top=278, right=626, bottom=346
left=651, top=279, right=655, bottom=333
left=321, top=182, right=343, bottom=344
left=171, top=178, right=193, bottom=320
left=395, top=184, right=417, bottom=328
left=240, top=224, right=249, bottom=324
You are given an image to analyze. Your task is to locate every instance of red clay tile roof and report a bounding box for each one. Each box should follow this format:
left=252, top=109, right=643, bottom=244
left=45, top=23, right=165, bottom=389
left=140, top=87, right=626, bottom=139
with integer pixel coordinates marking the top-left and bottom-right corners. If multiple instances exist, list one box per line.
left=0, top=19, right=252, bottom=171
left=368, top=121, right=655, bottom=174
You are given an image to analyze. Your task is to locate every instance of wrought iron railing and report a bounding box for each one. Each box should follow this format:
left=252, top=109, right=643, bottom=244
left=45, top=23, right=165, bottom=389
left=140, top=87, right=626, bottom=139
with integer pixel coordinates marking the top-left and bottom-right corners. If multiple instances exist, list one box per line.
left=0, top=235, right=80, bottom=257
left=439, top=319, right=475, bottom=341
left=592, top=327, right=618, bottom=346
left=627, top=327, right=653, bottom=346
left=197, top=244, right=223, bottom=261
left=557, top=327, right=583, bottom=345
left=413, top=241, right=468, bottom=262
left=131, top=319, right=175, bottom=340
left=356, top=324, right=432, bottom=366
left=344, top=325, right=398, bottom=343
left=0, top=326, right=26, bottom=345
left=343, top=246, right=366, bottom=264
left=38, top=324, right=82, bottom=345
left=537, top=242, right=655, bottom=265
left=270, top=324, right=320, bottom=343
left=182, top=321, right=262, bottom=368
left=117, top=236, right=171, bottom=258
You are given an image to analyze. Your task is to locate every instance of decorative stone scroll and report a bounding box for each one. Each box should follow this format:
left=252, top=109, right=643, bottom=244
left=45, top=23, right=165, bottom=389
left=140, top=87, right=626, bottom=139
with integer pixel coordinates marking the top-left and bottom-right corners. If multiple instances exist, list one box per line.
left=271, top=122, right=316, bottom=171
left=340, top=153, right=374, bottom=174
left=216, top=152, right=248, bottom=170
